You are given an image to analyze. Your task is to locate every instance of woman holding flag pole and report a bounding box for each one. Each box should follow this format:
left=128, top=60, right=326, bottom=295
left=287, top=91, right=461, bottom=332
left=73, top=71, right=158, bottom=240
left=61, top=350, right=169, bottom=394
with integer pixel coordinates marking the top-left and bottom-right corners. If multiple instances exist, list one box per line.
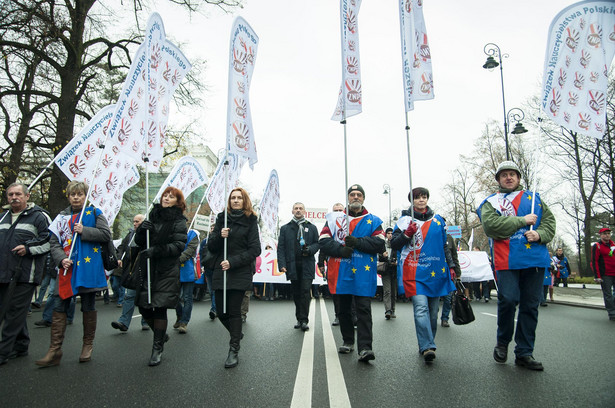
left=207, top=187, right=261, bottom=368
left=36, top=181, right=111, bottom=367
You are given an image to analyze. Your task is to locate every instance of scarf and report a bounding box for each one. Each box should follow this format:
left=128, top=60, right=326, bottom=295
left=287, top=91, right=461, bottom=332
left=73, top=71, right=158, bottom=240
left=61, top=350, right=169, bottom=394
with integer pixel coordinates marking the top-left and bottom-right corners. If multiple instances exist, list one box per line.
left=292, top=216, right=307, bottom=244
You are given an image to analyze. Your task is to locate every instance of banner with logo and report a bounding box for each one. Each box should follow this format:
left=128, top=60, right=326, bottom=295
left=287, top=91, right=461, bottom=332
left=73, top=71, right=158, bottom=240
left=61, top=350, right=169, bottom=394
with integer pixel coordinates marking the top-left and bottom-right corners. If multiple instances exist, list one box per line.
left=542, top=1, right=615, bottom=139
left=259, top=170, right=280, bottom=235
left=398, top=0, right=435, bottom=112
left=226, top=17, right=259, bottom=169
left=332, top=0, right=363, bottom=121
left=253, top=249, right=326, bottom=284
left=54, top=105, right=115, bottom=184
left=458, top=251, right=494, bottom=283
left=204, top=151, right=242, bottom=214
left=155, top=156, right=208, bottom=202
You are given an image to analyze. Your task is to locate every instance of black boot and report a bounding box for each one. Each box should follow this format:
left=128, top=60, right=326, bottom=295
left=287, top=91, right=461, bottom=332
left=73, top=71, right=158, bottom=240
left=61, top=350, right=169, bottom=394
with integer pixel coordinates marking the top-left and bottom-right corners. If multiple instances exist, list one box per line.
left=149, top=319, right=167, bottom=367
left=225, top=345, right=239, bottom=368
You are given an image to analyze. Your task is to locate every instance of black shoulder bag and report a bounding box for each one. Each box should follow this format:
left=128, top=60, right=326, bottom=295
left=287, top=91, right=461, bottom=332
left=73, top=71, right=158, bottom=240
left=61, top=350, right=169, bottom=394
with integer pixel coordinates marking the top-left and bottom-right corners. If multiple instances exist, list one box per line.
left=452, top=280, right=476, bottom=325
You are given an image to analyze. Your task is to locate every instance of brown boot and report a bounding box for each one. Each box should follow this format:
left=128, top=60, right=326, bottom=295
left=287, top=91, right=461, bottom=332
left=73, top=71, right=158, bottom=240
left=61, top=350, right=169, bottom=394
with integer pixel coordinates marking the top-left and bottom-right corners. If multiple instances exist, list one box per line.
left=35, top=312, right=67, bottom=367
left=79, top=310, right=97, bottom=362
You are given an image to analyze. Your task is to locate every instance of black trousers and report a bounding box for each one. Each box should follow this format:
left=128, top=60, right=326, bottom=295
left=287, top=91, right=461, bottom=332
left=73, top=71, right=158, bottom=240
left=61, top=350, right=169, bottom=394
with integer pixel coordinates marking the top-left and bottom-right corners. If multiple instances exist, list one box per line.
left=215, top=289, right=245, bottom=348
left=0, top=282, right=36, bottom=358
left=290, top=275, right=312, bottom=324
left=338, top=294, right=372, bottom=352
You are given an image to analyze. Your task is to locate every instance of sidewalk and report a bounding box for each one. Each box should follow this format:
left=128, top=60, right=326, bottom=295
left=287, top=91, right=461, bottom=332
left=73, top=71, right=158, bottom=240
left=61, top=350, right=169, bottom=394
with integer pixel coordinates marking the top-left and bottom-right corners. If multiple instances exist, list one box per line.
left=548, top=284, right=605, bottom=309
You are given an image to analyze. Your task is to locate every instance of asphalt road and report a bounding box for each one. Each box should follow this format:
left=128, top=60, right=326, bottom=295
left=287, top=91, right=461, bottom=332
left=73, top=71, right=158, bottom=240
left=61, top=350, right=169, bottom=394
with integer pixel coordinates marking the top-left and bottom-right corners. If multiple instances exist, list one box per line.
left=1, top=297, right=613, bottom=408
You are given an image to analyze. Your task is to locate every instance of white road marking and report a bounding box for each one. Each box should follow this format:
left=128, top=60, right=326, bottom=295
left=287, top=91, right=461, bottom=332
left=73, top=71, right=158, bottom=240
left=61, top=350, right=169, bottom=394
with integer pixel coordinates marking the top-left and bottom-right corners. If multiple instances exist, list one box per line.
left=290, top=299, right=316, bottom=408
left=319, top=297, right=351, bottom=408
left=482, top=313, right=498, bottom=317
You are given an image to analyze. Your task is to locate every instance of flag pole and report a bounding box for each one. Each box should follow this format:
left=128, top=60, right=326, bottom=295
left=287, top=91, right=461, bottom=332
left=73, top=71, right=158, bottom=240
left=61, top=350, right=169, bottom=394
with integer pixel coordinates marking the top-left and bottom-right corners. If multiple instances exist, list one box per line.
left=144, top=154, right=152, bottom=305
left=342, top=115, right=350, bottom=236
left=27, top=158, right=55, bottom=192
left=223, top=150, right=229, bottom=314
left=405, top=112, right=416, bottom=259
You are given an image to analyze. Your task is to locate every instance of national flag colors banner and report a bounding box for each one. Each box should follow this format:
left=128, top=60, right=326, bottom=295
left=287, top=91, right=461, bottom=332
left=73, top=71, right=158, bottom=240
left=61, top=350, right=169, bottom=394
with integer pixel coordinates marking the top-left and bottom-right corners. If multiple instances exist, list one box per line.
left=204, top=152, right=242, bottom=214
left=259, top=170, right=280, bottom=235
left=332, top=0, right=363, bottom=121
left=49, top=208, right=107, bottom=300
left=398, top=0, right=435, bottom=112
left=155, top=156, right=208, bottom=202
left=226, top=17, right=259, bottom=169
left=542, top=1, right=615, bottom=139
left=54, top=105, right=115, bottom=184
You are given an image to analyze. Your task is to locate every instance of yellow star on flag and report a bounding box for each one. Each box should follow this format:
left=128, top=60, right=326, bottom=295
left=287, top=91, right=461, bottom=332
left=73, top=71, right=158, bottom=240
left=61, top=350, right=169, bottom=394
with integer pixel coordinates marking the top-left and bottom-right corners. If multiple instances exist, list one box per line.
left=77, top=261, right=80, bottom=266
left=86, top=210, right=92, bottom=215
left=93, top=247, right=99, bottom=253
left=442, top=267, right=446, bottom=274
left=352, top=268, right=357, bottom=274
left=181, top=263, right=185, bottom=267
left=84, top=256, right=91, bottom=263
left=527, top=194, right=532, bottom=200
left=525, top=243, right=532, bottom=249
left=365, top=265, right=370, bottom=271
left=367, top=219, right=372, bottom=224
left=68, top=239, right=72, bottom=245
left=435, top=219, right=441, bottom=225
left=431, top=271, right=436, bottom=277
left=370, top=257, right=374, bottom=262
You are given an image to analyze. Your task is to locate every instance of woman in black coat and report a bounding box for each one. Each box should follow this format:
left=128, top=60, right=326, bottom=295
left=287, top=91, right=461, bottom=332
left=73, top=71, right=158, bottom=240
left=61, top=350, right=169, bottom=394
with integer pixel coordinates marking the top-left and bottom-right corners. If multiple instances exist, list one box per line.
left=207, top=187, right=261, bottom=368
left=134, top=187, right=187, bottom=366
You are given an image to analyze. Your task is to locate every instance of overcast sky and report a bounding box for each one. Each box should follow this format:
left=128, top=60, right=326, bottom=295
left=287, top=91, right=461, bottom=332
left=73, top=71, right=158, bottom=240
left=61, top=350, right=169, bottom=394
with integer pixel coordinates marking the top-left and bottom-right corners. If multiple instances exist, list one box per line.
left=148, top=0, right=579, bottom=226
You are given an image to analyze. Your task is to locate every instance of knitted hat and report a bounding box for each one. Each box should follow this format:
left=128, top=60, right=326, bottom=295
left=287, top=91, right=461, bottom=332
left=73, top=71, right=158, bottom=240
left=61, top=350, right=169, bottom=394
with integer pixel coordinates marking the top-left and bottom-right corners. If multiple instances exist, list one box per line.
left=347, top=184, right=365, bottom=197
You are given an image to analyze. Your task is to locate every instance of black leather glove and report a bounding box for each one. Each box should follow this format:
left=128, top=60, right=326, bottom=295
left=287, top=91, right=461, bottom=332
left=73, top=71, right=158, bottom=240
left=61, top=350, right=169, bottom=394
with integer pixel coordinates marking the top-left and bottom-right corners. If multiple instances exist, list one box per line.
left=344, top=235, right=359, bottom=248
left=140, top=220, right=154, bottom=231
left=340, top=246, right=354, bottom=258
left=141, top=247, right=156, bottom=259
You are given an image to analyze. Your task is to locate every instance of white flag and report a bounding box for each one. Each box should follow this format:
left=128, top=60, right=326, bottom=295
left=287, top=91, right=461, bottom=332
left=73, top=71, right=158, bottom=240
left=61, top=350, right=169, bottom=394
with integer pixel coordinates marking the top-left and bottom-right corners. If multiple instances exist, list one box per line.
left=204, top=152, right=243, bottom=214
left=226, top=17, right=259, bottom=169
left=332, top=0, right=363, bottom=121
left=155, top=156, right=209, bottom=202
left=54, top=105, right=115, bottom=184
left=541, top=1, right=615, bottom=139
left=259, top=170, right=280, bottom=234
left=398, top=0, right=434, bottom=112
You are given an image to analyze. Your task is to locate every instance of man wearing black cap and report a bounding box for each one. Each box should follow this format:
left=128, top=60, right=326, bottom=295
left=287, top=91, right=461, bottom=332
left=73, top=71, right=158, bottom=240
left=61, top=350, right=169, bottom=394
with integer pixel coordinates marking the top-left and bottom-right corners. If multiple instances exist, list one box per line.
left=591, top=227, right=615, bottom=321
left=379, top=227, right=397, bottom=320
left=319, top=185, right=385, bottom=362
left=477, top=161, right=555, bottom=371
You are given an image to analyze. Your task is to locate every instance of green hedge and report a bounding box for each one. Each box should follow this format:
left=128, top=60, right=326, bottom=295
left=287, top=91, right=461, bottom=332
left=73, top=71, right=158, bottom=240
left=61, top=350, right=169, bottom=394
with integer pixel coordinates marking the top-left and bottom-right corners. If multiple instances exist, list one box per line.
left=567, top=277, right=596, bottom=284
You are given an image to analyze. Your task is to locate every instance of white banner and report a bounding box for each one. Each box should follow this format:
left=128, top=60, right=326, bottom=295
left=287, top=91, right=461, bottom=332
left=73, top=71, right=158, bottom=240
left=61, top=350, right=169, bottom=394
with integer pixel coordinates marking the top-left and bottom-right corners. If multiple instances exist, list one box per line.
left=155, top=156, right=208, bottom=202
left=458, top=251, right=495, bottom=283
left=398, top=0, right=435, bottom=112
left=204, top=152, right=243, bottom=214
left=226, top=17, right=259, bottom=169
left=54, top=105, right=115, bottom=184
left=332, top=0, right=363, bottom=121
left=259, top=170, right=280, bottom=235
left=253, top=250, right=326, bottom=284
left=542, top=1, right=615, bottom=139
left=305, top=208, right=328, bottom=225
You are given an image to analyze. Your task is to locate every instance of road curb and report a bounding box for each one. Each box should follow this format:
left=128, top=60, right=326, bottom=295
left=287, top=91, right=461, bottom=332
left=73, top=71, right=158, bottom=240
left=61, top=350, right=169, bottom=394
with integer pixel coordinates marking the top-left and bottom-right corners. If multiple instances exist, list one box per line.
left=549, top=300, right=605, bottom=310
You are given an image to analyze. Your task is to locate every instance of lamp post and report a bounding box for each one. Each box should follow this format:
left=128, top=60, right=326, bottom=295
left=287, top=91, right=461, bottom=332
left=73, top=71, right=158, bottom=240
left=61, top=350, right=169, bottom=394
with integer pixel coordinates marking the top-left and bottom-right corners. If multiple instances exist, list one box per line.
left=483, top=43, right=512, bottom=160
left=383, top=184, right=392, bottom=228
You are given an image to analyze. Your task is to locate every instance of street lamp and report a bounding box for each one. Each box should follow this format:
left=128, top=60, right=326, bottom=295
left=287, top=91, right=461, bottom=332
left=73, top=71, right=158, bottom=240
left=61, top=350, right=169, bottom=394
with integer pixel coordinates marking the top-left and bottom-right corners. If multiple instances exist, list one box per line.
left=382, top=184, right=392, bottom=228
left=483, top=42, right=514, bottom=161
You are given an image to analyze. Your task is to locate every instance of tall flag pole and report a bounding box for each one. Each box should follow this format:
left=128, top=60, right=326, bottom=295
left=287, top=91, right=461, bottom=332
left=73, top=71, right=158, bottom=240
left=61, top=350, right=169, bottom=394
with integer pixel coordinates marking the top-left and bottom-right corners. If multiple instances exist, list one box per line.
left=541, top=1, right=615, bottom=140
left=332, top=0, right=363, bottom=232
left=398, top=0, right=435, bottom=254
left=223, top=17, right=259, bottom=313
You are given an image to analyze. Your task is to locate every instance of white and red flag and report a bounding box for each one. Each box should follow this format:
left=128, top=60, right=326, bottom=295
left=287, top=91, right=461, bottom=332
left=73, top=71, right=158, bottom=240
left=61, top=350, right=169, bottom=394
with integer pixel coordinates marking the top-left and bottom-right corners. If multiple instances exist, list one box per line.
left=54, top=105, right=115, bottom=184
left=155, top=156, right=208, bottom=202
left=226, top=17, right=259, bottom=169
left=204, top=152, right=242, bottom=214
left=398, top=0, right=434, bottom=112
left=332, top=0, right=363, bottom=121
left=259, top=170, right=280, bottom=235
left=541, top=1, right=615, bottom=139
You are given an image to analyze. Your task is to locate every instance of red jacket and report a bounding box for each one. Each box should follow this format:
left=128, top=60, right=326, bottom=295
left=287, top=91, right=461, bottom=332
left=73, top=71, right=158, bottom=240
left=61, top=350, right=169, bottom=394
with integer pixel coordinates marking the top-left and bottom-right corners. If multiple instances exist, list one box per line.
left=591, top=240, right=615, bottom=279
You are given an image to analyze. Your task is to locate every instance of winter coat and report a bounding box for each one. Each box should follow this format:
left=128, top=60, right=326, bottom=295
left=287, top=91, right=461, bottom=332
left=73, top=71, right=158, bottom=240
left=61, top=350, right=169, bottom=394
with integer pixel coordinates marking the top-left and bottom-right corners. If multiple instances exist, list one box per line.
left=207, top=210, right=261, bottom=291
left=179, top=229, right=199, bottom=282
left=277, top=219, right=320, bottom=280
left=134, top=204, right=187, bottom=309
left=0, top=203, right=51, bottom=284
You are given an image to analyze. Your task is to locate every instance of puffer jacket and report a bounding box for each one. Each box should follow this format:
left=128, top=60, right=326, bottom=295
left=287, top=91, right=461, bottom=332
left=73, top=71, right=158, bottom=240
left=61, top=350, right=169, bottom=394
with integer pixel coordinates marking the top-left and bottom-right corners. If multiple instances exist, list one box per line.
left=207, top=210, right=261, bottom=291
left=0, top=203, right=51, bottom=284
left=134, top=204, right=187, bottom=309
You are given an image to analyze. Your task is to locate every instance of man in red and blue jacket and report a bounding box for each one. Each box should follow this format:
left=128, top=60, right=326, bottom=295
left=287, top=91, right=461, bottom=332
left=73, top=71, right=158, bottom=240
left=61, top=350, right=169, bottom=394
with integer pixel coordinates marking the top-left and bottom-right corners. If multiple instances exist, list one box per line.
left=591, top=227, right=615, bottom=321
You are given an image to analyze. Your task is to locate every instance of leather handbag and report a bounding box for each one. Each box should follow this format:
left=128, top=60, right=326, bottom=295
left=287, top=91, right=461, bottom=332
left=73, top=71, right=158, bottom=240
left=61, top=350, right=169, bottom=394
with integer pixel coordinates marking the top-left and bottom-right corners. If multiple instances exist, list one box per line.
left=101, top=240, right=119, bottom=271
left=121, top=252, right=144, bottom=290
left=452, top=280, right=475, bottom=325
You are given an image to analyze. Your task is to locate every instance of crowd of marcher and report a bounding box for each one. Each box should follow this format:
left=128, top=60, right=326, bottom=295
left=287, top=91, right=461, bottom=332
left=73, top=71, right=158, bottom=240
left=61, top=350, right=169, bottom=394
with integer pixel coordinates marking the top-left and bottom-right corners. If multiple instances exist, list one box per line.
left=1, top=160, right=614, bottom=371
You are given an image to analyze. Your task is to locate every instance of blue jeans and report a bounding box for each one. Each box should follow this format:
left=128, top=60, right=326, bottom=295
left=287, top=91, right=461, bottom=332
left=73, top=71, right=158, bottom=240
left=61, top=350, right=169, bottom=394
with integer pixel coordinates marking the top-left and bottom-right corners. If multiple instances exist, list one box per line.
left=412, top=295, right=439, bottom=353
left=205, top=269, right=216, bottom=313
left=496, top=268, right=543, bottom=357
left=34, top=274, right=52, bottom=305
left=42, top=279, right=75, bottom=322
left=176, top=281, right=195, bottom=324
left=110, top=276, right=125, bottom=304
left=440, top=292, right=453, bottom=321
left=118, top=288, right=146, bottom=328
left=599, top=275, right=615, bottom=318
